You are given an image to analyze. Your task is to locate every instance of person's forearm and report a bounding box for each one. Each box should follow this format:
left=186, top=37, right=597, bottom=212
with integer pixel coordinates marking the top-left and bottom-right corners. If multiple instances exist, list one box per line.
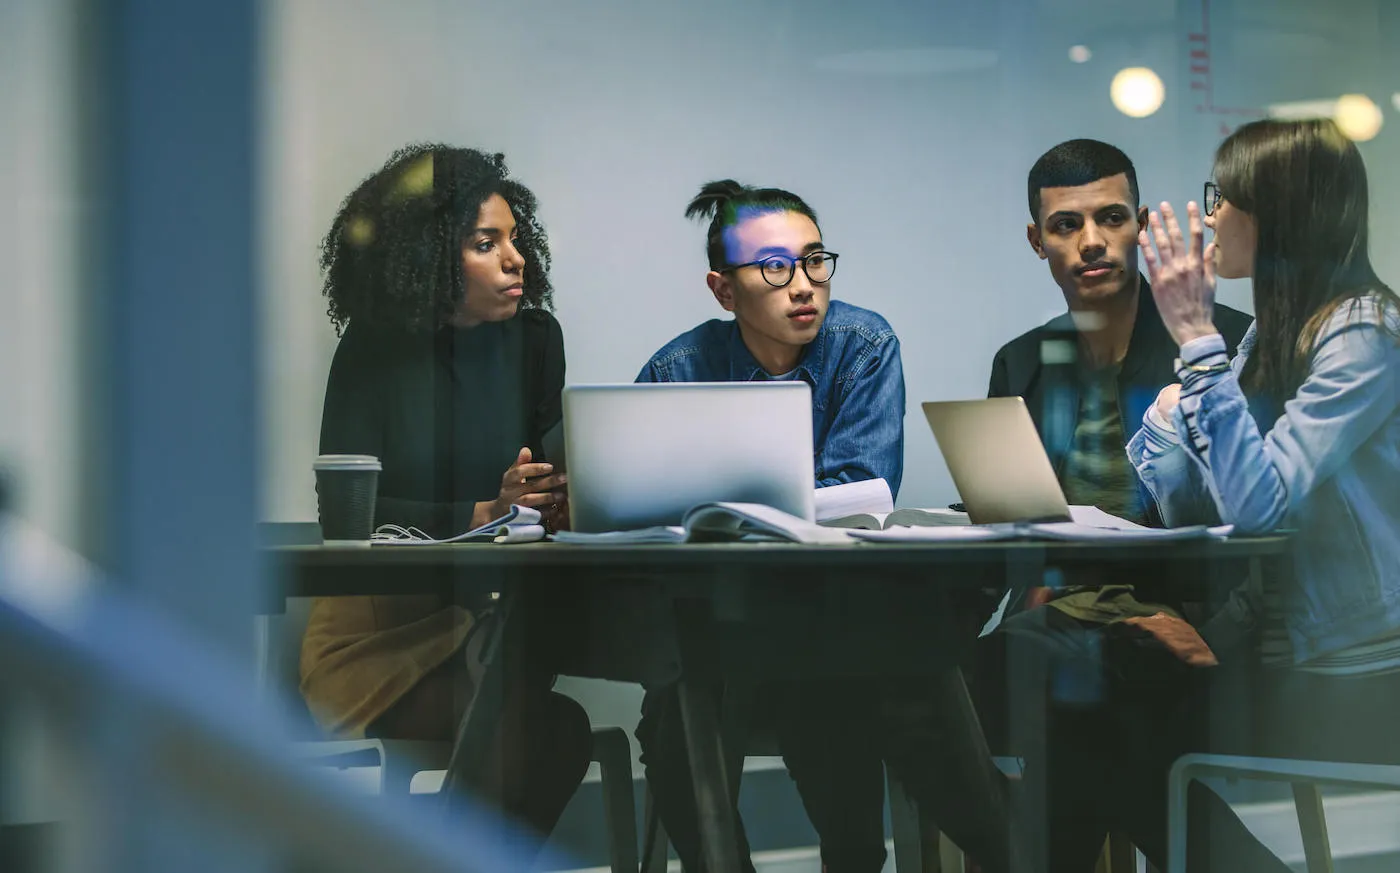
left=1173, top=333, right=1231, bottom=458
left=1128, top=414, right=1221, bottom=527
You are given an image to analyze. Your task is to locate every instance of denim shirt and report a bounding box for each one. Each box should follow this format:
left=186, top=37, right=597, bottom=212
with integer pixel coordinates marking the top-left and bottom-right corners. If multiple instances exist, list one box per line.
left=636, top=299, right=906, bottom=498
left=1128, top=297, right=1400, bottom=662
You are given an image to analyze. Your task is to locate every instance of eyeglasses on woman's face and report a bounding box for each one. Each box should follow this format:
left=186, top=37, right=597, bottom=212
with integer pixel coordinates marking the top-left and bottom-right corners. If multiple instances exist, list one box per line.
left=1203, top=182, right=1226, bottom=217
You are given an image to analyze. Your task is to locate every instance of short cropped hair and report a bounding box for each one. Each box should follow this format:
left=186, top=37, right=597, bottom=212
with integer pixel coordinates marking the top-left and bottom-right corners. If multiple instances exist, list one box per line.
left=1027, top=139, right=1139, bottom=222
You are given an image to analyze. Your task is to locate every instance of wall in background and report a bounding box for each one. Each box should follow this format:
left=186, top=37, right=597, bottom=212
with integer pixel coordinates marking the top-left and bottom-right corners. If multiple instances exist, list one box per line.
left=259, top=0, right=1399, bottom=523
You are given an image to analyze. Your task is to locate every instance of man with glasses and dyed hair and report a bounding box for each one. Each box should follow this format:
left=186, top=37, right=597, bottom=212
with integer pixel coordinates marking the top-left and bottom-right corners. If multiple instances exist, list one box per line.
left=633, top=179, right=917, bottom=873
left=637, top=178, right=905, bottom=491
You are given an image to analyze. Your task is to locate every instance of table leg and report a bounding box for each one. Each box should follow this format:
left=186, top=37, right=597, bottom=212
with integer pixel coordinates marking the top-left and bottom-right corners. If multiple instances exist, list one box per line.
left=439, top=590, right=517, bottom=812
left=1004, top=550, right=1048, bottom=873
left=677, top=677, right=742, bottom=873
left=720, top=680, right=756, bottom=807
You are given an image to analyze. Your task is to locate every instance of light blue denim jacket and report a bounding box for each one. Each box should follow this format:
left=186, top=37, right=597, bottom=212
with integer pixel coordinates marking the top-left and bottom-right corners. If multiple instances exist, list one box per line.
left=636, top=299, right=906, bottom=498
left=1128, top=297, right=1400, bottom=662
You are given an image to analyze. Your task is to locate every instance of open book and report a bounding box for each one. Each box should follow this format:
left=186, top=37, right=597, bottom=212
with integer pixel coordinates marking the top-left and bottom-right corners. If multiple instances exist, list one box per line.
left=370, top=505, right=547, bottom=545
left=553, top=502, right=854, bottom=546
left=813, top=478, right=894, bottom=522
left=812, top=479, right=974, bottom=529
left=822, top=507, right=972, bottom=530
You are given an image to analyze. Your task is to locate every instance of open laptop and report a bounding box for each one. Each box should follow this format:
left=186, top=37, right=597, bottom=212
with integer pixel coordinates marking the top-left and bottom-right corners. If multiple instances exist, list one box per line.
left=561, top=382, right=816, bottom=532
left=921, top=397, right=1073, bottom=524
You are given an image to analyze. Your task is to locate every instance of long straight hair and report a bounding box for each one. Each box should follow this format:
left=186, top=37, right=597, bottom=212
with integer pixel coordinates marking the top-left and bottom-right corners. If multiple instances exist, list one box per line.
left=1213, top=118, right=1397, bottom=400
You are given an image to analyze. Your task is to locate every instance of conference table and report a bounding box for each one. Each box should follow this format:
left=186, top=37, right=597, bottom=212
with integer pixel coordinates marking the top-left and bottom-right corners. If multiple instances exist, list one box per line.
left=267, top=535, right=1290, bottom=873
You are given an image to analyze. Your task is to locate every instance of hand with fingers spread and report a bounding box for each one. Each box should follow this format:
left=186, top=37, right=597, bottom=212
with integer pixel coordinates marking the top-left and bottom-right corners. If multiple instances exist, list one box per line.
left=483, top=447, right=568, bottom=522
left=1138, top=201, right=1221, bottom=347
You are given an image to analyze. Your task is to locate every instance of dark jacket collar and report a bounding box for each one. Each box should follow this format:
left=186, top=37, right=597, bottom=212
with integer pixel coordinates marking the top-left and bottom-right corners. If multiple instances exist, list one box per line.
left=1118, top=279, right=1175, bottom=384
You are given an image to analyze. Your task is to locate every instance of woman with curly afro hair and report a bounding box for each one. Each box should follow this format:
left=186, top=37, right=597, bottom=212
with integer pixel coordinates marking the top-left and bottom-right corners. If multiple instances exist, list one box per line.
left=299, top=144, right=591, bottom=847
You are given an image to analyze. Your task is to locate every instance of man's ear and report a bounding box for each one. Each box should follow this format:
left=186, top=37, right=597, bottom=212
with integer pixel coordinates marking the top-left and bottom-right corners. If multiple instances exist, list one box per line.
left=1137, top=205, right=1150, bottom=233
left=707, top=271, right=736, bottom=312
left=1027, top=223, right=1047, bottom=260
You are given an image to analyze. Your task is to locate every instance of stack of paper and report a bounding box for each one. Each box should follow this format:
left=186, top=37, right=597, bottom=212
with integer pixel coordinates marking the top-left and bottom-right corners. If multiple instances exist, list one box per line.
left=849, top=505, right=1232, bottom=544
left=554, top=503, right=855, bottom=546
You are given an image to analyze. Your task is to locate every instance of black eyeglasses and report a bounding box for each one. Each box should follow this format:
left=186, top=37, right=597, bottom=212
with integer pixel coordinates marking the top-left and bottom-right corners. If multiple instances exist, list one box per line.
left=1203, top=182, right=1225, bottom=217
left=720, top=251, right=839, bottom=288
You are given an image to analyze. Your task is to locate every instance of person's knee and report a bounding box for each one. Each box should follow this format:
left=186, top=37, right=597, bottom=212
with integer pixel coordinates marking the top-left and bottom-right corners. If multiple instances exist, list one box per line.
left=548, top=690, right=592, bottom=743
left=540, top=691, right=593, bottom=783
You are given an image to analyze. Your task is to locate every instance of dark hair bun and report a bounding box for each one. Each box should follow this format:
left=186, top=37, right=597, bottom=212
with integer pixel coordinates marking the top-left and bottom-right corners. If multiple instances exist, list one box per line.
left=685, top=179, right=747, bottom=221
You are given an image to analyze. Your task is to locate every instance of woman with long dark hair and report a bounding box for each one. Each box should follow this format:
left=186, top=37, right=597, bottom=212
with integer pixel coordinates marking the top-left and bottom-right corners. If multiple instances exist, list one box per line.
left=1125, top=117, right=1400, bottom=869
left=300, top=144, right=591, bottom=849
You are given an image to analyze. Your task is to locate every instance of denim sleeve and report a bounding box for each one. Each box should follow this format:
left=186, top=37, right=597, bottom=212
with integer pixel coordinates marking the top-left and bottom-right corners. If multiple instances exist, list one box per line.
left=1127, top=404, right=1222, bottom=527
left=816, top=335, right=906, bottom=498
left=635, top=359, right=663, bottom=383
left=1181, top=304, right=1400, bottom=534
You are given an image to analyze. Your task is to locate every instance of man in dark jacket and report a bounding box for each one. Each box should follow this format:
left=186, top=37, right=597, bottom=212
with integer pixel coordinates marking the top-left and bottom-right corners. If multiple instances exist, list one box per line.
left=978, top=140, right=1256, bottom=872
left=989, top=138, right=1252, bottom=526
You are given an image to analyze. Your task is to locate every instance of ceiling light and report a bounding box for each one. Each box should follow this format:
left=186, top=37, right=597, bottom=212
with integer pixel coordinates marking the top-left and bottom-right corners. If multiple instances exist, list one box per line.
left=1334, top=94, right=1383, bottom=141
left=1110, top=67, right=1165, bottom=118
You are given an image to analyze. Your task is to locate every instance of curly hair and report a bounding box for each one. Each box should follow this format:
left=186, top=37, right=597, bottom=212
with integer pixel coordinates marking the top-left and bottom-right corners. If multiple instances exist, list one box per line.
left=320, top=144, right=553, bottom=334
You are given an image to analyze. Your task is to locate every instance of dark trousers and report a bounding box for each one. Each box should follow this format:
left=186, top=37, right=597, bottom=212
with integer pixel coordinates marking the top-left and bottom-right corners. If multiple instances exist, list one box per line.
left=636, top=680, right=1014, bottom=873
left=981, top=604, right=1400, bottom=873
left=369, top=621, right=594, bottom=857
left=635, top=681, right=884, bottom=873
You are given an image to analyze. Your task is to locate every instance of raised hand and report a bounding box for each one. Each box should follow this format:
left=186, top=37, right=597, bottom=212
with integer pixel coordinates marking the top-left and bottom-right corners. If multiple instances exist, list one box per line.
left=1138, top=201, right=1221, bottom=347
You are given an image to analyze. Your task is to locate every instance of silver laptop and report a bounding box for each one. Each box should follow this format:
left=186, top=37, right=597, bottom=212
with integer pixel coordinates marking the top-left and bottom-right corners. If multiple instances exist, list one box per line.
left=563, top=382, right=816, bottom=532
left=921, top=397, right=1073, bottom=524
